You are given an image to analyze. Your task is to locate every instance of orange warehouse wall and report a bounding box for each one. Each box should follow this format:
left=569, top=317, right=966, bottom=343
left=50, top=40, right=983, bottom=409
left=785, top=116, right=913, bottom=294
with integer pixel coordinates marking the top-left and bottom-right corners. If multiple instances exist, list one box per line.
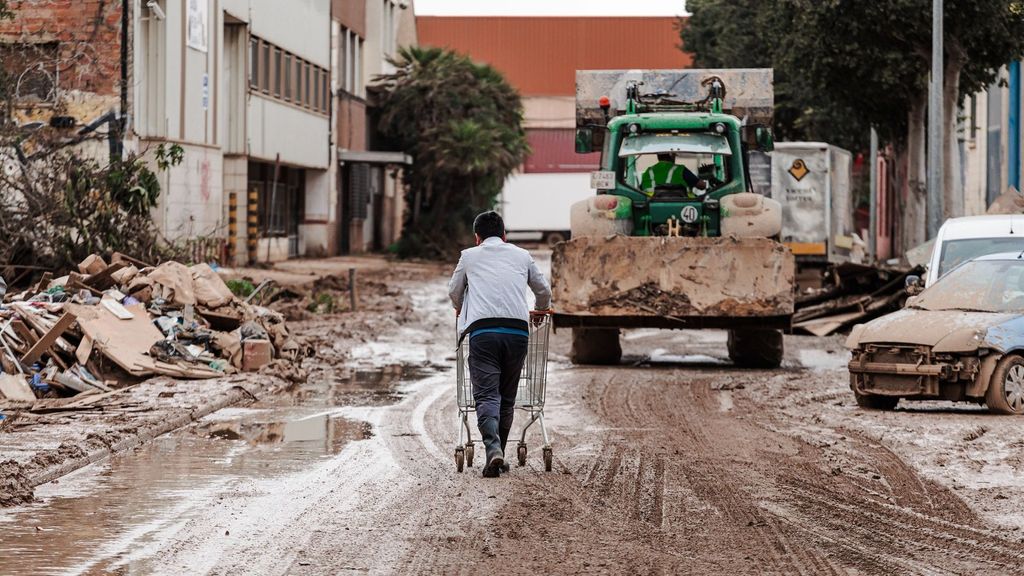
left=417, top=16, right=692, bottom=97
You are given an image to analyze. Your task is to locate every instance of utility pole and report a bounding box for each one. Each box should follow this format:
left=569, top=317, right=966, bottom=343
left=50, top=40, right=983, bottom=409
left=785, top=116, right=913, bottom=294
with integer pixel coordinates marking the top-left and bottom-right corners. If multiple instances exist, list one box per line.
left=926, top=0, right=944, bottom=239
left=869, top=126, right=878, bottom=262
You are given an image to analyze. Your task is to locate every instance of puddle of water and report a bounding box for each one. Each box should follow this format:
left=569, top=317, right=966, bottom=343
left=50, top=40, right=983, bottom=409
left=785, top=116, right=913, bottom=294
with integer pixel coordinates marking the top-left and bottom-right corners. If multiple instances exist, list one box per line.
left=798, top=349, right=850, bottom=371
left=647, top=348, right=729, bottom=366
left=0, top=362, right=438, bottom=576
left=195, top=407, right=373, bottom=448
left=283, top=364, right=438, bottom=408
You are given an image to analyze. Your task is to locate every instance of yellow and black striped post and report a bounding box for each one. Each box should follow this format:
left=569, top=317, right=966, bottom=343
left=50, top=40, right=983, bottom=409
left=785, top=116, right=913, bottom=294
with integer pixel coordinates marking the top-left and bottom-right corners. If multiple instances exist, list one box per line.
left=227, top=192, right=238, bottom=264
left=247, top=188, right=259, bottom=264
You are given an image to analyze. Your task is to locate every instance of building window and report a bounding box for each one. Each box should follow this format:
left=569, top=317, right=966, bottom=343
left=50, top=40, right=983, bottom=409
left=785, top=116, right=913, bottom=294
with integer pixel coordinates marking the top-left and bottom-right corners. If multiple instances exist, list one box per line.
left=283, top=53, right=292, bottom=100
left=338, top=27, right=364, bottom=97
left=261, top=41, right=271, bottom=92
left=382, top=0, right=395, bottom=57
left=273, top=48, right=282, bottom=97
left=321, top=70, right=329, bottom=113
left=247, top=36, right=328, bottom=115
left=313, top=67, right=320, bottom=111
left=249, top=37, right=259, bottom=89
left=305, top=62, right=311, bottom=108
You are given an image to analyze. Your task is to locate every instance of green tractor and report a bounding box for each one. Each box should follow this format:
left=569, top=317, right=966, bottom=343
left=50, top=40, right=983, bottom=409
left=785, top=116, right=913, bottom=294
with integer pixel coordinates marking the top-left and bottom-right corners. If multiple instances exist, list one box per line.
left=551, top=69, right=795, bottom=367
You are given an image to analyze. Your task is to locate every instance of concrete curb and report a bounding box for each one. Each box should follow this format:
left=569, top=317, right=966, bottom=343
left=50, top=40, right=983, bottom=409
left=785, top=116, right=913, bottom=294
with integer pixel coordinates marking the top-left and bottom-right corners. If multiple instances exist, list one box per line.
left=27, top=384, right=259, bottom=488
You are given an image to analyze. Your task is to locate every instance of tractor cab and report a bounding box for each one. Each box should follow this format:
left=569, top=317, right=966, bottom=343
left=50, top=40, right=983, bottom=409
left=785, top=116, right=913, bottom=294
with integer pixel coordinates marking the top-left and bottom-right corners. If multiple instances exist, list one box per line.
left=579, top=76, right=773, bottom=237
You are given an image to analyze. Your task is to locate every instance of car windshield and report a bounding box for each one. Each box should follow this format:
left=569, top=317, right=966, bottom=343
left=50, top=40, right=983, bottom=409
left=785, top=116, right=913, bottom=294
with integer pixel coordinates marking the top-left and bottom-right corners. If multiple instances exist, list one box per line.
left=617, top=133, right=732, bottom=193
left=913, top=259, right=1024, bottom=312
left=938, top=237, right=1024, bottom=278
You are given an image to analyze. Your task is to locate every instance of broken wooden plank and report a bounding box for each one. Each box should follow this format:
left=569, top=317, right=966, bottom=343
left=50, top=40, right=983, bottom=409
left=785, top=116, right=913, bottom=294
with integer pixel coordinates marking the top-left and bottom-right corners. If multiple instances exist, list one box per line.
left=76, top=334, right=93, bottom=365
left=83, top=263, right=126, bottom=291
left=10, top=319, right=37, bottom=348
left=67, top=275, right=104, bottom=297
left=21, top=312, right=77, bottom=365
left=793, top=311, right=868, bottom=337
left=0, top=373, right=35, bottom=401
left=112, top=252, right=153, bottom=269
left=33, top=271, right=53, bottom=294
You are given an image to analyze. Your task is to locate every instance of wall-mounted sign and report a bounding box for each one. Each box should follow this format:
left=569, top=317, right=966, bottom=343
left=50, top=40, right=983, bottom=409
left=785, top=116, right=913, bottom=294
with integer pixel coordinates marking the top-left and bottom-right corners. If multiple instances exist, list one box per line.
left=188, top=0, right=208, bottom=52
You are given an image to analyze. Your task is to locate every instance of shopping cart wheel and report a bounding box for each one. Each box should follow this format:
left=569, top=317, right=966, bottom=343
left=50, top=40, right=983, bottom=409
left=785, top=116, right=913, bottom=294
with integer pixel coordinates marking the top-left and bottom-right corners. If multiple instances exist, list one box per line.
left=465, top=443, right=475, bottom=467
left=543, top=448, right=553, bottom=472
left=455, top=448, right=465, bottom=473
left=517, top=443, right=527, bottom=467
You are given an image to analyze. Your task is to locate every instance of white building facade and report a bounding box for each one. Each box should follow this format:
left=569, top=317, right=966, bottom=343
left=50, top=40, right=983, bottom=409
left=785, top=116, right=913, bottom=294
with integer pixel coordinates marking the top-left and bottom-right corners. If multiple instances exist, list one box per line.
left=134, top=0, right=332, bottom=262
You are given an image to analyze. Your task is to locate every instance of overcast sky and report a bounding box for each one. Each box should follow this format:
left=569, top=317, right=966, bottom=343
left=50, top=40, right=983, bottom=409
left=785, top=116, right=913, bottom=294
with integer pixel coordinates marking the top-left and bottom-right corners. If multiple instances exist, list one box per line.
left=414, top=0, right=689, bottom=17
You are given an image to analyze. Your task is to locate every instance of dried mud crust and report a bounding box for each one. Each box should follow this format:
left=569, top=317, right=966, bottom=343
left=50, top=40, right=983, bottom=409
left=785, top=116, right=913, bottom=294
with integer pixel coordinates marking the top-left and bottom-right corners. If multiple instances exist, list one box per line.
left=427, top=370, right=1024, bottom=575
left=0, top=260, right=447, bottom=507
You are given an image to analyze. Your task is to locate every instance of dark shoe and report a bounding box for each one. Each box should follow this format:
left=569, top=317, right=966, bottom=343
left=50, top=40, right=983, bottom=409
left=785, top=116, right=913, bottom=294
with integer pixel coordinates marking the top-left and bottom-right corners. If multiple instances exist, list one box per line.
left=479, top=417, right=504, bottom=478
left=499, top=462, right=510, bottom=473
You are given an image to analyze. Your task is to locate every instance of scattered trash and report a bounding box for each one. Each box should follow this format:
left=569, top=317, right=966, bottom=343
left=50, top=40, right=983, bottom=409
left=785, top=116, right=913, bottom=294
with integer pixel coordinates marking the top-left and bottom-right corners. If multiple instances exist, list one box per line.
left=0, top=253, right=303, bottom=405
left=792, top=263, right=921, bottom=337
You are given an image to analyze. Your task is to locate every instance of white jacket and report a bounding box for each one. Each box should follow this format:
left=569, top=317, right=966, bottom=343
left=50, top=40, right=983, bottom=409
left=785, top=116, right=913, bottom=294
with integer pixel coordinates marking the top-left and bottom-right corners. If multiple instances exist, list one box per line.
left=448, top=237, right=552, bottom=337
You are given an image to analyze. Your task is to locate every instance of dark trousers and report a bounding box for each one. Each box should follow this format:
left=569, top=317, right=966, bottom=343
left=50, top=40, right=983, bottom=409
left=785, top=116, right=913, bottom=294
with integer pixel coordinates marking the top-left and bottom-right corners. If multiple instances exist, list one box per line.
left=468, top=332, right=529, bottom=440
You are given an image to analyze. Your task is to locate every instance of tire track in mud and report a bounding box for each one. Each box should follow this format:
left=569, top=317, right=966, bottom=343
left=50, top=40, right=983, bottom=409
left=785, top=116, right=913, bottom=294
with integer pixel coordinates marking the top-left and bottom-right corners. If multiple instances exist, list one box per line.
left=454, top=365, right=1023, bottom=575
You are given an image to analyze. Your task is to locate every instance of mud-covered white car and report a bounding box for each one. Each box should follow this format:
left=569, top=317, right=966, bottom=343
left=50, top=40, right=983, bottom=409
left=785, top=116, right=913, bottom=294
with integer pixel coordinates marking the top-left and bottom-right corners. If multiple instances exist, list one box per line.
left=847, top=253, right=1024, bottom=414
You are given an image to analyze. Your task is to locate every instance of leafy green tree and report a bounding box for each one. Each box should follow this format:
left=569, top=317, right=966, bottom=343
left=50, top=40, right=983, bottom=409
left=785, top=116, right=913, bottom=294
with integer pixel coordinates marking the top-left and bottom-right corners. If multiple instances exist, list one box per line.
left=682, top=0, right=1024, bottom=249
left=373, top=47, right=529, bottom=259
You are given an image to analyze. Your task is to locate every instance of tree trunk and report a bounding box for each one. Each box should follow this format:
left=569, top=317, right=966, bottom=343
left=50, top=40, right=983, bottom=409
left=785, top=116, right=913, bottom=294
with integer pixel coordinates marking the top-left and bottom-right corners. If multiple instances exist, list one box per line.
left=904, top=93, right=928, bottom=252
left=942, top=58, right=964, bottom=220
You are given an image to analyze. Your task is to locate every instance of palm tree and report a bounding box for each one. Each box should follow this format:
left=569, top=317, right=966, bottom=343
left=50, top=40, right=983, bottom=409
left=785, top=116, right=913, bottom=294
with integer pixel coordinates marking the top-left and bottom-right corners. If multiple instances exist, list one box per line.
left=374, top=47, right=529, bottom=258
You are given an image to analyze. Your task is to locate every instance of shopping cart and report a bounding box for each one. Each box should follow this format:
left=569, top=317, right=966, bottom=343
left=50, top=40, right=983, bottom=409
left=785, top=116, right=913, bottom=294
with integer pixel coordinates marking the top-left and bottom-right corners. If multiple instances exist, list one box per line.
left=455, top=313, right=553, bottom=472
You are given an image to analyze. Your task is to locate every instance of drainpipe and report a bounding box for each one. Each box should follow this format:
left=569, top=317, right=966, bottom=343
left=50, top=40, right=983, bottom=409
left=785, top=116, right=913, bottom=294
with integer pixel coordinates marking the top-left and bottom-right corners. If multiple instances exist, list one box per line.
left=116, top=0, right=129, bottom=160
left=869, top=126, right=878, bottom=262
left=1010, top=61, right=1021, bottom=191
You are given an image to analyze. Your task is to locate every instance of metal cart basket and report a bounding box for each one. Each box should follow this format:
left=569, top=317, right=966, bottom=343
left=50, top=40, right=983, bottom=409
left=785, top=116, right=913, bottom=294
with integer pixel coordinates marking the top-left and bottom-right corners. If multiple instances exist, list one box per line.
left=455, top=313, right=552, bottom=472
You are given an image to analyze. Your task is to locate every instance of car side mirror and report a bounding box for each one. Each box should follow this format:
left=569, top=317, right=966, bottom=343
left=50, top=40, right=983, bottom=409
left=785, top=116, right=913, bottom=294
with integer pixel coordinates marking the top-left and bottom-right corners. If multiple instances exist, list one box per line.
left=576, top=128, right=594, bottom=154
left=905, top=274, right=923, bottom=296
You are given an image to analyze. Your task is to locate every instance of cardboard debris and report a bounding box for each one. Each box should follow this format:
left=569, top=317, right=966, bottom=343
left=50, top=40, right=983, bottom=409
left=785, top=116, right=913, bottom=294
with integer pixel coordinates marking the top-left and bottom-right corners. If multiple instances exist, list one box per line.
left=192, top=264, right=234, bottom=308
left=69, top=303, right=164, bottom=377
left=0, top=253, right=301, bottom=404
left=0, top=373, right=34, bottom=402
left=78, top=254, right=106, bottom=275
left=148, top=262, right=196, bottom=306
left=242, top=339, right=273, bottom=372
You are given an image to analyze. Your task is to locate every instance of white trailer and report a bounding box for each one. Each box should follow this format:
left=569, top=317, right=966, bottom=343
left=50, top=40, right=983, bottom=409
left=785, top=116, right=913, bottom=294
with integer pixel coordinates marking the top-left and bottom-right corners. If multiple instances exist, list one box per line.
left=500, top=172, right=595, bottom=246
left=771, top=142, right=855, bottom=265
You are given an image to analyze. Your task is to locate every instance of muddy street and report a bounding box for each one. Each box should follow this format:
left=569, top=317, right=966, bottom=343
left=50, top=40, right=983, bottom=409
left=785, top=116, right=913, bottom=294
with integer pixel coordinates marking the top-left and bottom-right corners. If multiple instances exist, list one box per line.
left=3, top=264, right=1024, bottom=575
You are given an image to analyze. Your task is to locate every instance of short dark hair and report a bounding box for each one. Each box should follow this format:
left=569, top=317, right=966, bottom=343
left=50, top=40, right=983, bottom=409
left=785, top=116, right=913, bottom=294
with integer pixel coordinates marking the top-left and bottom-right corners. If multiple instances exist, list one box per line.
left=473, top=211, right=505, bottom=240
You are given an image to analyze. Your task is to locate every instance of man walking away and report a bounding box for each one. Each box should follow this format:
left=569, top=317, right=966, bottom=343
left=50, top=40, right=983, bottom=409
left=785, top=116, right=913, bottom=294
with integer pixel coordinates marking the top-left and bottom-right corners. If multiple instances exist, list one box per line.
left=449, top=211, right=552, bottom=478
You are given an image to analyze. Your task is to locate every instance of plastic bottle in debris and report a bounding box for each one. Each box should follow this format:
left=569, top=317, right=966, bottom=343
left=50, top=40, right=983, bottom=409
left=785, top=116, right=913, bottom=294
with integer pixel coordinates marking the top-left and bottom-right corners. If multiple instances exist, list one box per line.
left=29, top=363, right=49, bottom=394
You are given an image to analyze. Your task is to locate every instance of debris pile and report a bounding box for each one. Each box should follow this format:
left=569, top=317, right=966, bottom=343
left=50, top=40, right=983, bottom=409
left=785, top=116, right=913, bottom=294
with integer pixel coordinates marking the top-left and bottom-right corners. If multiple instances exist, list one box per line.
left=792, top=263, right=922, bottom=336
left=0, top=253, right=301, bottom=405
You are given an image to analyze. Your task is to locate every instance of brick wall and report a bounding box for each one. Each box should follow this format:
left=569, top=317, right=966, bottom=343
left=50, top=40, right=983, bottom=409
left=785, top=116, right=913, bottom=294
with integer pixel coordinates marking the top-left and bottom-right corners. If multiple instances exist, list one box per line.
left=0, top=0, right=124, bottom=99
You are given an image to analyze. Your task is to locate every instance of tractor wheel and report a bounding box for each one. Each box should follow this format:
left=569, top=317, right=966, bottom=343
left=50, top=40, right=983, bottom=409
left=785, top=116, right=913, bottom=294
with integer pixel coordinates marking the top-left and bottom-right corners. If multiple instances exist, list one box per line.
left=570, top=328, right=622, bottom=365
left=727, top=329, right=784, bottom=369
left=544, top=231, right=568, bottom=248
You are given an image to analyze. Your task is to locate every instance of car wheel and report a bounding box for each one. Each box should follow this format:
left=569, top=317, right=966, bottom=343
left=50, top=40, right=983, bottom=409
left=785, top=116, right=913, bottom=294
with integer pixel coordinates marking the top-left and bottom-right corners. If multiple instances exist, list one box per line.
left=985, top=354, right=1024, bottom=415
left=854, top=391, right=898, bottom=411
